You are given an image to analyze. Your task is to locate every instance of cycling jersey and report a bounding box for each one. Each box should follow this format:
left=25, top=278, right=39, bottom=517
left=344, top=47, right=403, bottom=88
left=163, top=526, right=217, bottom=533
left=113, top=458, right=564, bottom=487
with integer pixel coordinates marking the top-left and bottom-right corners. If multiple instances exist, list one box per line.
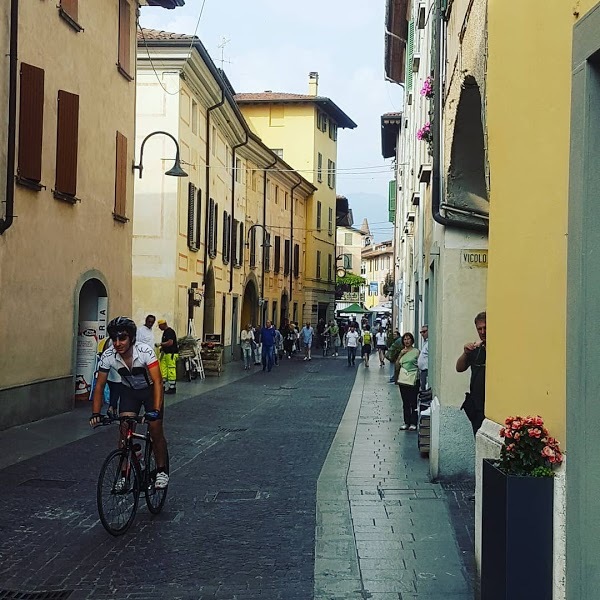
left=98, top=342, right=158, bottom=390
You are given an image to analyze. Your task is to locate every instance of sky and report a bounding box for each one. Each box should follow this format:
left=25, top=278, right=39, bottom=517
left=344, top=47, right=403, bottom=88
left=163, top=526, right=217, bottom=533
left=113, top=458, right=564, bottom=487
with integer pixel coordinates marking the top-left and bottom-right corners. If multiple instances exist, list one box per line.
left=140, top=0, right=400, bottom=241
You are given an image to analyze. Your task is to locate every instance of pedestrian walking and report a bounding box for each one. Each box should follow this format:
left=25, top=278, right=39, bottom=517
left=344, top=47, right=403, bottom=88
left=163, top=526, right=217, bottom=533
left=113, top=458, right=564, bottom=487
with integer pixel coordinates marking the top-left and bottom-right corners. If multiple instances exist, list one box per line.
left=396, top=333, right=420, bottom=430
left=240, top=323, right=254, bottom=370
left=283, top=322, right=296, bottom=358
left=418, top=324, right=429, bottom=390
left=329, top=321, right=340, bottom=356
left=361, top=325, right=372, bottom=368
left=157, top=319, right=178, bottom=395
left=274, top=326, right=283, bottom=366
left=260, top=320, right=276, bottom=372
left=344, top=324, right=361, bottom=366
left=253, top=325, right=262, bottom=365
left=300, top=322, right=314, bottom=361
left=386, top=329, right=402, bottom=382
left=375, top=326, right=387, bottom=367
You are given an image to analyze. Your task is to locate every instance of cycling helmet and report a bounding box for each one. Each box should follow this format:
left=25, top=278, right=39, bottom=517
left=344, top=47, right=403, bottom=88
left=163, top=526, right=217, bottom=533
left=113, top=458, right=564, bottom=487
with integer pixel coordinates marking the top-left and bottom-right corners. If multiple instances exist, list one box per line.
left=107, top=316, right=137, bottom=342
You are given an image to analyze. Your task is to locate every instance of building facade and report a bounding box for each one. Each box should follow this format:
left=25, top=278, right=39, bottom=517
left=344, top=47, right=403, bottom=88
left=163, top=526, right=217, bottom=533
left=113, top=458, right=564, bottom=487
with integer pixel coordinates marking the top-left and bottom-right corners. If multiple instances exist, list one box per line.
left=134, top=30, right=315, bottom=358
left=361, top=240, right=393, bottom=310
left=235, top=77, right=356, bottom=325
left=0, top=0, right=182, bottom=430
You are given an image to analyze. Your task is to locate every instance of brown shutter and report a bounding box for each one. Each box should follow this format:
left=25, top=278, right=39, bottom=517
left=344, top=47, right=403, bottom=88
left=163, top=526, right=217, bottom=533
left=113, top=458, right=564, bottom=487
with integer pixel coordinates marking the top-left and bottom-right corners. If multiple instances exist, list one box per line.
left=18, top=63, right=44, bottom=183
left=118, top=0, right=131, bottom=77
left=187, top=182, right=197, bottom=249
left=55, top=90, right=79, bottom=197
left=114, top=132, right=128, bottom=217
left=293, top=244, right=300, bottom=277
left=61, top=0, right=78, bottom=22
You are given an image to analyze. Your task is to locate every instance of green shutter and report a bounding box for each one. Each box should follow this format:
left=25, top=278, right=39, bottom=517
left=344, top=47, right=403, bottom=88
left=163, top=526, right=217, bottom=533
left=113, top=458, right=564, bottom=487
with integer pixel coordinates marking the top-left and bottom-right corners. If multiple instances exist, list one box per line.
left=405, top=20, right=414, bottom=91
left=388, top=179, right=397, bottom=223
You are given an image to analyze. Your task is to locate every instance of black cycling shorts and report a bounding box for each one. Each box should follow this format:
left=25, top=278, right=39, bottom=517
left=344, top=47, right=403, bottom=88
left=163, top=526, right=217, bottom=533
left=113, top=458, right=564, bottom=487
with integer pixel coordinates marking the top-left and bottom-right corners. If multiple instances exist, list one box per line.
left=119, top=385, right=162, bottom=417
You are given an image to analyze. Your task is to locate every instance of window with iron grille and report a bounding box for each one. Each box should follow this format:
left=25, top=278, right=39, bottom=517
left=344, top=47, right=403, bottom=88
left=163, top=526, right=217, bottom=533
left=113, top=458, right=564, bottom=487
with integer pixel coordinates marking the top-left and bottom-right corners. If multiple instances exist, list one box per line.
left=54, top=90, right=79, bottom=200
left=316, top=201, right=322, bottom=231
left=250, top=227, right=257, bottom=267
left=17, top=63, right=44, bottom=189
left=284, top=239, right=291, bottom=275
left=293, top=244, right=300, bottom=278
left=274, top=236, right=281, bottom=272
left=316, top=250, right=321, bottom=279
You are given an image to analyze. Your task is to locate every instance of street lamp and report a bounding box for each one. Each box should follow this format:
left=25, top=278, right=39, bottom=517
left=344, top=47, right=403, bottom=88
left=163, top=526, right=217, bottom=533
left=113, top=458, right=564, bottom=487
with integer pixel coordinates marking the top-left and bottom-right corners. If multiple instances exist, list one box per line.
left=132, top=130, right=188, bottom=179
left=245, top=223, right=272, bottom=249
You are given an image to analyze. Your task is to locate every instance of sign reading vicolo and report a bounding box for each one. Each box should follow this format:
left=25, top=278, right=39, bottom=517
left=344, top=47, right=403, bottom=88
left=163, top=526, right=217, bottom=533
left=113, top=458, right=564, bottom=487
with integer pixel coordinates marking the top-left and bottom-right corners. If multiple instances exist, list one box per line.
left=461, top=249, right=488, bottom=268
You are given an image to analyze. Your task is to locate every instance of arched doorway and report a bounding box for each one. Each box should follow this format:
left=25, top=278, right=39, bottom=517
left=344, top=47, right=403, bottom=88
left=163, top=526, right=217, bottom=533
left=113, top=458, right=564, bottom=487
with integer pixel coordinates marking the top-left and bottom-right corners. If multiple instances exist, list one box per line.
left=75, top=277, right=107, bottom=400
left=280, top=291, right=289, bottom=326
left=203, top=268, right=216, bottom=335
left=241, top=277, right=258, bottom=329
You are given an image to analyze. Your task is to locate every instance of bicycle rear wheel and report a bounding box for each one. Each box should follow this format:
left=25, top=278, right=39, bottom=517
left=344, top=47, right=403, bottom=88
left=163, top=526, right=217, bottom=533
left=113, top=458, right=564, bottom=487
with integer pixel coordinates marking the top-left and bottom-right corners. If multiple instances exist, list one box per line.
left=97, top=449, right=140, bottom=536
left=144, top=441, right=169, bottom=514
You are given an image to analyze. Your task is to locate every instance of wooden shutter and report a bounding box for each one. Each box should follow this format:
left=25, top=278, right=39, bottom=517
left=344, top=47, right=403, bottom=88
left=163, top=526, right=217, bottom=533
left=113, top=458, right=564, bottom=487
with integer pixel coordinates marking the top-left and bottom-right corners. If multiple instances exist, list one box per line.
left=18, top=63, right=44, bottom=183
left=239, top=222, right=244, bottom=265
left=264, top=232, right=270, bottom=271
left=284, top=239, right=291, bottom=275
left=114, top=132, right=127, bottom=218
left=118, top=0, right=132, bottom=77
left=208, top=198, right=215, bottom=257
left=232, top=219, right=238, bottom=265
left=213, top=203, right=219, bottom=257
left=222, top=210, right=229, bottom=262
left=187, top=182, right=197, bottom=249
left=274, top=236, right=281, bottom=272
left=294, top=244, right=300, bottom=277
left=250, top=228, right=256, bottom=267
left=55, top=90, right=79, bottom=197
left=405, top=21, right=415, bottom=92
left=61, top=0, right=78, bottom=22
left=196, top=189, right=202, bottom=251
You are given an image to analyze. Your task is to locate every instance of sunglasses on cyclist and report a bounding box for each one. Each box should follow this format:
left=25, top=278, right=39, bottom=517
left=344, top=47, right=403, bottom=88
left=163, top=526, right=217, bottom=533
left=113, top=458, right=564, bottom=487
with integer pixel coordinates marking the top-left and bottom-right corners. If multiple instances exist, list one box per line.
left=109, top=333, right=129, bottom=342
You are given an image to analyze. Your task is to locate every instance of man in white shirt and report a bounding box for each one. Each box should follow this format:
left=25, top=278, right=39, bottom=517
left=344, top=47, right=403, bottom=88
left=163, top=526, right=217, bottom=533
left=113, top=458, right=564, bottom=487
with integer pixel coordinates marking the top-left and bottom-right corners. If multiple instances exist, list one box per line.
left=137, top=314, right=156, bottom=347
left=418, top=324, right=429, bottom=390
left=344, top=324, right=361, bottom=367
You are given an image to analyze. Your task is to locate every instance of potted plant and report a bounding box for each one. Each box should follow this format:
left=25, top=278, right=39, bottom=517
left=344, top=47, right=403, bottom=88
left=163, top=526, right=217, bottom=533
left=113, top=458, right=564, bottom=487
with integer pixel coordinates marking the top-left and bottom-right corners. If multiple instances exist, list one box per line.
left=420, top=75, right=434, bottom=99
left=481, top=416, right=563, bottom=600
left=416, top=122, right=433, bottom=156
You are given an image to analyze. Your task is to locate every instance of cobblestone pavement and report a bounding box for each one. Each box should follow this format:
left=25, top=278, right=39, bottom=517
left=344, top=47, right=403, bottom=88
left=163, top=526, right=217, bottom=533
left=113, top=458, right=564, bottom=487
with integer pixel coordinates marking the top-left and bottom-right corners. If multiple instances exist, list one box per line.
left=0, top=357, right=355, bottom=600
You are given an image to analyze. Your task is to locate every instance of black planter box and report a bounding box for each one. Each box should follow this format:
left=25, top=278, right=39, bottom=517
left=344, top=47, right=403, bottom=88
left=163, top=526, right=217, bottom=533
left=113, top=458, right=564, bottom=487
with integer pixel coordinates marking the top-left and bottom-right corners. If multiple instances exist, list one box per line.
left=481, top=458, right=554, bottom=600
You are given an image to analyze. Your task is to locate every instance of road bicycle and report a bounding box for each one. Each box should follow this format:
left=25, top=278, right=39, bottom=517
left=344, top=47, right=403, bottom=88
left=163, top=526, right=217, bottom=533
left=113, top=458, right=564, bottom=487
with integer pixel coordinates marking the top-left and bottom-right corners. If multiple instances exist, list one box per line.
left=95, top=414, right=169, bottom=536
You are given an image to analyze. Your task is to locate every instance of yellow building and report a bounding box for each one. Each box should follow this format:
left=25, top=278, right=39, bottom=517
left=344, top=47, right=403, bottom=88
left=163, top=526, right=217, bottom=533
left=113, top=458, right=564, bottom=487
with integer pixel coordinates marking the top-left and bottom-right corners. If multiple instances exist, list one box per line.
left=134, top=30, right=314, bottom=360
left=235, top=75, right=356, bottom=325
left=0, top=0, right=183, bottom=429
left=483, top=1, right=600, bottom=596
left=361, top=241, right=394, bottom=310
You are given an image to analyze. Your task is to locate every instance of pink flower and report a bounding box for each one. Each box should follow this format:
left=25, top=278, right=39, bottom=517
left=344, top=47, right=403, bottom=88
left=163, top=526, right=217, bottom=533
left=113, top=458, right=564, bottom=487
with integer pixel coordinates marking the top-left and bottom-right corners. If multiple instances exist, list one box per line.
left=514, top=432, right=521, bottom=441
left=528, top=428, right=542, bottom=439
left=542, top=446, right=556, bottom=459
left=511, top=420, right=522, bottom=430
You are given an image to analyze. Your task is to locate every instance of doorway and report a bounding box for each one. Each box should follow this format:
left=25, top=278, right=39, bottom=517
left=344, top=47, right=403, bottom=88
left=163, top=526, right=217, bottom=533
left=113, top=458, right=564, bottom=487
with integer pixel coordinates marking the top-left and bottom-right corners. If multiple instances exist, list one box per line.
left=203, top=268, right=216, bottom=335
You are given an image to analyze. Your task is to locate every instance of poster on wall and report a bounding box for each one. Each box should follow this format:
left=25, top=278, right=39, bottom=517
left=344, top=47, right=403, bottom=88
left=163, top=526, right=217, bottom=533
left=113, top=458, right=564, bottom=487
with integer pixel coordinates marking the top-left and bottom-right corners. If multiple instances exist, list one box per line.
left=97, top=297, right=108, bottom=342
left=75, top=321, right=98, bottom=399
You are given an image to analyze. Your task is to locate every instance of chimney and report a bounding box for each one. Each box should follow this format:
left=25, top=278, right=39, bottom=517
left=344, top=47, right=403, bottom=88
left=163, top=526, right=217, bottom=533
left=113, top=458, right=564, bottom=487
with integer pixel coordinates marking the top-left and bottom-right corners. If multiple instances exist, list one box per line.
left=308, top=71, right=319, bottom=96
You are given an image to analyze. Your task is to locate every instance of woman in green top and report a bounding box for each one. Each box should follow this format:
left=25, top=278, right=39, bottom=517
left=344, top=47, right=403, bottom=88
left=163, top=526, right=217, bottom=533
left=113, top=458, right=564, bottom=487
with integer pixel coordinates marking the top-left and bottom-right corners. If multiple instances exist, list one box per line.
left=396, top=332, right=420, bottom=430
left=328, top=321, right=340, bottom=357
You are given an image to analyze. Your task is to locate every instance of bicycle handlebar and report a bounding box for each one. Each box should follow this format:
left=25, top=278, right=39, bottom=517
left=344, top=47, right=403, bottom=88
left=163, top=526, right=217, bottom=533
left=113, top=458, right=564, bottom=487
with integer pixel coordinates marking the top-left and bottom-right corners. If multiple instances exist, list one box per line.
left=93, top=414, right=146, bottom=429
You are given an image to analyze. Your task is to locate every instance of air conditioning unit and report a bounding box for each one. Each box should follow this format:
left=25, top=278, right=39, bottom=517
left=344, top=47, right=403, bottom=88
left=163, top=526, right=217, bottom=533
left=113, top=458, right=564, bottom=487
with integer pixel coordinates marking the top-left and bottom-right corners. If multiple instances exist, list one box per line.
left=417, top=2, right=427, bottom=29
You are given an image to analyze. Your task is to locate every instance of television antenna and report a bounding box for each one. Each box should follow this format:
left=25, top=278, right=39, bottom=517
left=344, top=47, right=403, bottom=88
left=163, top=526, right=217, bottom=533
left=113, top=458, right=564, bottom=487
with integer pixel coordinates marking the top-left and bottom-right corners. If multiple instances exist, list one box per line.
left=217, top=37, right=232, bottom=71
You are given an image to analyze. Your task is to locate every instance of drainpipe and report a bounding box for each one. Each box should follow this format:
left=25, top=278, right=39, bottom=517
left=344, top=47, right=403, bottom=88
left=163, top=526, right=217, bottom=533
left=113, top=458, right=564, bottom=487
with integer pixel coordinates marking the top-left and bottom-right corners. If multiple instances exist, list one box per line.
left=203, top=89, right=225, bottom=283
left=289, top=179, right=301, bottom=306
left=431, top=0, right=487, bottom=233
left=0, top=0, right=18, bottom=235
left=230, top=132, right=248, bottom=293
left=261, top=159, right=277, bottom=324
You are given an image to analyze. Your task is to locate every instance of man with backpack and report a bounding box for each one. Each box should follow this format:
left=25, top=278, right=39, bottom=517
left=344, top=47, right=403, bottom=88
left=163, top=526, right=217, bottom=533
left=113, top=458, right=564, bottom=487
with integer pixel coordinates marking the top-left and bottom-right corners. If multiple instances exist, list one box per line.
left=361, top=325, right=373, bottom=368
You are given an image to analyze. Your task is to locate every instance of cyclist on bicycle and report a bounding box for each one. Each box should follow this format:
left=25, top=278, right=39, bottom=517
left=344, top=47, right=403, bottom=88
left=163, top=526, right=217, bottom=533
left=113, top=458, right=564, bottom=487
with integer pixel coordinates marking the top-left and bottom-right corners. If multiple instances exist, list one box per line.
left=89, top=316, right=169, bottom=489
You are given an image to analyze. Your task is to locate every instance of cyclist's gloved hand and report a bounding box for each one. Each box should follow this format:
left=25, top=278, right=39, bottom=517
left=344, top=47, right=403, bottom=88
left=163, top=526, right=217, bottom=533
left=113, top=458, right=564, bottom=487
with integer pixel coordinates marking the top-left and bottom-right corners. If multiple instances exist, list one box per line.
left=89, top=413, right=103, bottom=428
left=144, top=410, right=161, bottom=422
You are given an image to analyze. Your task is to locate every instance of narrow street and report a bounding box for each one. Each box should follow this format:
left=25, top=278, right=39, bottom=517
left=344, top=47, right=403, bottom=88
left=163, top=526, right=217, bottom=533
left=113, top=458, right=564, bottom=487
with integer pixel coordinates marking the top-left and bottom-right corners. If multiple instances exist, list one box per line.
left=0, top=357, right=474, bottom=600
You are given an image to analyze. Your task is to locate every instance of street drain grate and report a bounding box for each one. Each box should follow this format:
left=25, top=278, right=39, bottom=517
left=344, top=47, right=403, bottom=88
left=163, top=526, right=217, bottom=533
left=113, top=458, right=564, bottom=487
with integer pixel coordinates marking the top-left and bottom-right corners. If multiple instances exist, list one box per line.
left=18, top=479, right=76, bottom=490
left=440, top=481, right=474, bottom=491
left=218, top=427, right=248, bottom=433
left=215, top=490, right=259, bottom=501
left=0, top=590, right=73, bottom=599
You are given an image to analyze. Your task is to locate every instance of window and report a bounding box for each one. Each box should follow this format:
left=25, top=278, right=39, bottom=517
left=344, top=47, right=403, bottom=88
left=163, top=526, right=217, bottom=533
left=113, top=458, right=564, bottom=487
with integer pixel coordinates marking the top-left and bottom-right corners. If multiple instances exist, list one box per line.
left=360, top=261, right=366, bottom=275
left=235, top=157, right=242, bottom=183
left=239, top=222, right=244, bottom=265
left=293, top=244, right=300, bottom=278
left=250, top=227, right=257, bottom=268
left=344, top=232, right=352, bottom=245
left=59, top=0, right=82, bottom=31
left=272, top=148, right=284, bottom=158
left=232, top=218, right=238, bottom=265
left=327, top=159, right=336, bottom=189
left=187, top=183, right=201, bottom=250
left=317, top=153, right=323, bottom=182
left=191, top=99, right=198, bottom=135
left=343, top=254, right=352, bottom=269
left=332, top=161, right=336, bottom=188
left=118, top=0, right=132, bottom=79
left=316, top=201, right=322, bottom=231
left=275, top=185, right=279, bottom=205
left=328, top=207, right=333, bottom=235
left=284, top=191, right=288, bottom=210
left=211, top=126, right=217, bottom=155
left=17, top=63, right=44, bottom=188
left=113, top=132, right=128, bottom=220
left=251, top=169, right=257, bottom=192
left=317, top=112, right=328, bottom=132
left=274, top=236, right=281, bottom=272
left=264, top=232, right=271, bottom=272
left=222, top=210, right=230, bottom=263
left=329, top=121, right=338, bottom=141
left=316, top=251, right=321, bottom=279
left=54, top=90, right=79, bottom=200
left=208, top=199, right=218, bottom=258
left=284, top=239, right=291, bottom=275
left=328, top=254, right=332, bottom=281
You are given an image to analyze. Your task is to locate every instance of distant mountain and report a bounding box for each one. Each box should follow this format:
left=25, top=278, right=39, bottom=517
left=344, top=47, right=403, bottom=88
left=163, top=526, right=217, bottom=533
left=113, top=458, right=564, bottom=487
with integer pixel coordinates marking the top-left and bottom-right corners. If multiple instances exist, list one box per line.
left=344, top=192, right=393, bottom=242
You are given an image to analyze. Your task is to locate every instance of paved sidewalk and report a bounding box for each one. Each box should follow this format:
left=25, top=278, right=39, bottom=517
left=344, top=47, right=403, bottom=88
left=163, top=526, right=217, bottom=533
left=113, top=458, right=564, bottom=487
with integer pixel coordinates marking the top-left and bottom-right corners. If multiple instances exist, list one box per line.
left=315, top=363, right=474, bottom=599
left=0, top=365, right=253, bottom=470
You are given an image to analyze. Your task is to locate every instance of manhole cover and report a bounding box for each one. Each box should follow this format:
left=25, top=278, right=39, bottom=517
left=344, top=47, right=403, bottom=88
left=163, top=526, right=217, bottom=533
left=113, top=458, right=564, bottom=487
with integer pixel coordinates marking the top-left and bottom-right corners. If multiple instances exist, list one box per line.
left=215, top=490, right=259, bottom=501
left=18, top=479, right=76, bottom=490
left=0, top=590, right=73, bottom=599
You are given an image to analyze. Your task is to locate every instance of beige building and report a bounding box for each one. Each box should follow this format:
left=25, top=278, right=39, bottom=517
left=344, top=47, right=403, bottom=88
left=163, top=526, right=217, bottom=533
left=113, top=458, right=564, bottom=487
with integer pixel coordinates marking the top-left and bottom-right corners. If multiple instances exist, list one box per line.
left=134, top=30, right=315, bottom=359
left=337, top=218, right=372, bottom=277
left=0, top=0, right=183, bottom=430
left=235, top=77, right=356, bottom=325
left=361, top=240, right=394, bottom=309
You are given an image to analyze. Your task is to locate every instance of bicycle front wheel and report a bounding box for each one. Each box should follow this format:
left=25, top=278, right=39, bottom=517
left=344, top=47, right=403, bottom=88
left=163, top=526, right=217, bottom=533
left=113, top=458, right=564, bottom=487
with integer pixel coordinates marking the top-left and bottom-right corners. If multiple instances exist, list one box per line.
left=144, top=441, right=169, bottom=514
left=97, top=449, right=140, bottom=536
